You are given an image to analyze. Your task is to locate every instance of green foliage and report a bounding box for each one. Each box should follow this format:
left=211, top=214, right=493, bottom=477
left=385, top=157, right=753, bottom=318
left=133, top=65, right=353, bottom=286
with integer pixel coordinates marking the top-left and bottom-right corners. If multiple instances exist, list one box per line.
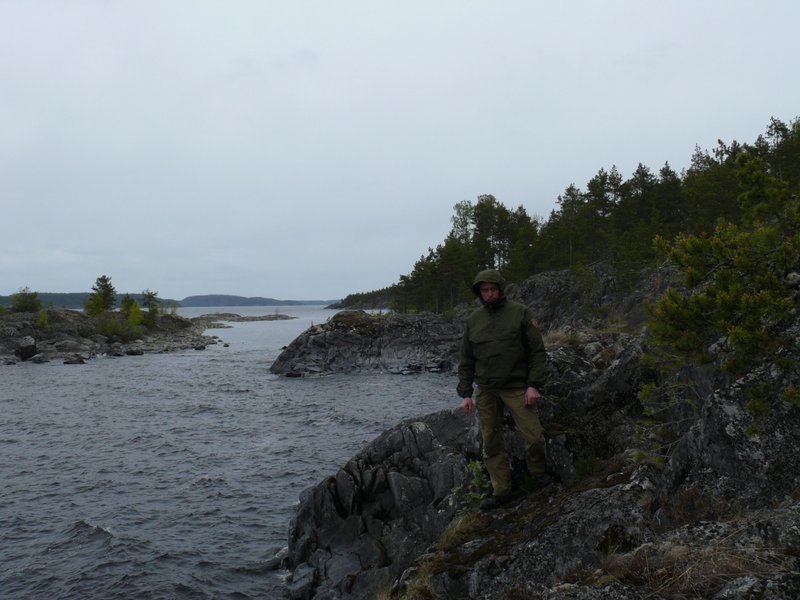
left=84, top=291, right=107, bottom=317
left=1, top=292, right=181, bottom=310
left=782, top=387, right=800, bottom=406
left=120, top=294, right=144, bottom=326
left=37, top=309, right=49, bottom=329
left=140, top=289, right=160, bottom=326
left=96, top=314, right=142, bottom=341
left=85, top=275, right=117, bottom=315
left=120, top=294, right=137, bottom=316
left=774, top=356, right=793, bottom=373
left=680, top=142, right=744, bottom=233
left=744, top=385, right=770, bottom=417
left=573, top=262, right=602, bottom=291
left=342, top=116, right=800, bottom=317
left=631, top=377, right=698, bottom=469
left=338, top=286, right=395, bottom=309
left=464, top=459, right=491, bottom=505
left=141, top=289, right=159, bottom=312
left=125, top=301, right=143, bottom=326
left=648, top=141, right=800, bottom=373
left=637, top=382, right=657, bottom=406
left=745, top=423, right=762, bottom=438
left=10, top=287, right=42, bottom=313
left=34, top=119, right=799, bottom=326
left=389, top=195, right=541, bottom=313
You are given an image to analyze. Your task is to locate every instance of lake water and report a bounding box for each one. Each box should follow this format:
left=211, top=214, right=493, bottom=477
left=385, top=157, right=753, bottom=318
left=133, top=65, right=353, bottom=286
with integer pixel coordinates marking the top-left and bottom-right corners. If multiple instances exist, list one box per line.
left=0, top=306, right=456, bottom=599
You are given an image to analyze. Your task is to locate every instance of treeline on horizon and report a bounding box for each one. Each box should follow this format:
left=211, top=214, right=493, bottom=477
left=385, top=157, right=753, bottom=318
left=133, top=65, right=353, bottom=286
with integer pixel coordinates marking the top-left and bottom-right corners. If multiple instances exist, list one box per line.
left=339, top=117, right=800, bottom=313
left=0, top=292, right=336, bottom=310
left=0, top=292, right=180, bottom=310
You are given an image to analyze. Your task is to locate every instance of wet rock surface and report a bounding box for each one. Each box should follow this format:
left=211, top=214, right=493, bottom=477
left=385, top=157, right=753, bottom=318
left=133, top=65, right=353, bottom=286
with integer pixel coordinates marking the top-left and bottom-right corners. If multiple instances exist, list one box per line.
left=281, top=266, right=800, bottom=600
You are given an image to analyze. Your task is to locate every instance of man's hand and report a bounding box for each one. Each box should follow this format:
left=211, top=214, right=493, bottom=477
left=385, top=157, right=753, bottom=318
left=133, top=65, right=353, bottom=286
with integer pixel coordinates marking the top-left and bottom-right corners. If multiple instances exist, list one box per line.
left=461, top=397, right=474, bottom=413
left=525, top=386, right=540, bottom=407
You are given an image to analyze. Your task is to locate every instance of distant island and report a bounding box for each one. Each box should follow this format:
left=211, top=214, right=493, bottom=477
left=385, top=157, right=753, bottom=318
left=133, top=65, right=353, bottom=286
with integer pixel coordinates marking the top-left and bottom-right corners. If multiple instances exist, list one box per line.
left=179, top=294, right=339, bottom=307
left=0, top=292, right=340, bottom=310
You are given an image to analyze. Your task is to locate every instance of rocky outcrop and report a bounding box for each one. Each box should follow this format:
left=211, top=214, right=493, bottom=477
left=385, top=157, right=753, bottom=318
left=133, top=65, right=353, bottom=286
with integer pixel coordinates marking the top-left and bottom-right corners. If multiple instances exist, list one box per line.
left=0, top=309, right=217, bottom=364
left=285, top=409, right=481, bottom=600
left=270, top=310, right=462, bottom=376
left=271, top=265, right=678, bottom=378
left=282, top=330, right=649, bottom=599
left=281, top=264, right=800, bottom=599
left=507, top=262, right=680, bottom=333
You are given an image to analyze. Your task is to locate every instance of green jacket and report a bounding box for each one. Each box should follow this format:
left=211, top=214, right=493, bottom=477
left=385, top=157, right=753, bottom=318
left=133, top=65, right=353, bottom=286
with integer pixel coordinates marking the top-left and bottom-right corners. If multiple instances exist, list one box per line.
left=457, top=297, right=547, bottom=397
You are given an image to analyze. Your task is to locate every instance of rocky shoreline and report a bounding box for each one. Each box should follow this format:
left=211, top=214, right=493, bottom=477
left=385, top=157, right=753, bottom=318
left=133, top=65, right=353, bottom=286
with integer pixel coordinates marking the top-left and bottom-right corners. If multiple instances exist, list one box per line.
left=0, top=309, right=295, bottom=365
left=5, top=266, right=799, bottom=598
left=269, top=263, right=672, bottom=380
left=275, top=267, right=800, bottom=600
left=270, top=310, right=463, bottom=377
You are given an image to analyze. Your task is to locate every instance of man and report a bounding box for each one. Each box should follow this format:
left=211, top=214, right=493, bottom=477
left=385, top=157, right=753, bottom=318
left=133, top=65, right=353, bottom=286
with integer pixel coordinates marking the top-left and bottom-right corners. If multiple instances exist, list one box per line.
left=457, top=268, right=549, bottom=510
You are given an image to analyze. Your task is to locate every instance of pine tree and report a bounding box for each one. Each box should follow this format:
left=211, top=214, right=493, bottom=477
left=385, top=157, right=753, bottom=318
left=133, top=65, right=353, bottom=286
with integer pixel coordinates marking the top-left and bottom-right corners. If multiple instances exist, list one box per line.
left=648, top=151, right=800, bottom=372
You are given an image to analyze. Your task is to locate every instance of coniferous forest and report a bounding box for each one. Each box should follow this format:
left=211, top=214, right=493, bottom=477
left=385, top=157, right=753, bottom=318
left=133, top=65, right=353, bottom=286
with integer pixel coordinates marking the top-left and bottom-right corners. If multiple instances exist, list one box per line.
left=340, top=117, right=800, bottom=314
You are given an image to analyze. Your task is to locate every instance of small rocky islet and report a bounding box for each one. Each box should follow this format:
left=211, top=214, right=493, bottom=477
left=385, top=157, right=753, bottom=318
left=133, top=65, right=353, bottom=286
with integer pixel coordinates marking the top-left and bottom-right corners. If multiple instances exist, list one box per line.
left=0, top=309, right=294, bottom=365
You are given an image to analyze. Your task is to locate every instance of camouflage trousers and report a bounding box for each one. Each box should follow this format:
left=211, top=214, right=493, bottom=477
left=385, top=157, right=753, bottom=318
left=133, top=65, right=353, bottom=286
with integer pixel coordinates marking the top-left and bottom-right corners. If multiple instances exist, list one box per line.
left=475, top=387, right=546, bottom=497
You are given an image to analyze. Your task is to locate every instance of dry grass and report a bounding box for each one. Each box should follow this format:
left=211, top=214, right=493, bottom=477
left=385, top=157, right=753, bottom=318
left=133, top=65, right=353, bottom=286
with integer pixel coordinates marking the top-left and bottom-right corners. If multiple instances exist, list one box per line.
left=434, top=509, right=494, bottom=554
left=544, top=328, right=586, bottom=347
left=585, top=526, right=792, bottom=597
left=395, top=562, right=437, bottom=600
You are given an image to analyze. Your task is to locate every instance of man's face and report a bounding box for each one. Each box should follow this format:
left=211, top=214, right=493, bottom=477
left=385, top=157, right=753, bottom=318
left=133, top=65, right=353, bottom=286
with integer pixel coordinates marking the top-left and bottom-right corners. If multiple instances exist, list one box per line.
left=479, top=283, right=501, bottom=301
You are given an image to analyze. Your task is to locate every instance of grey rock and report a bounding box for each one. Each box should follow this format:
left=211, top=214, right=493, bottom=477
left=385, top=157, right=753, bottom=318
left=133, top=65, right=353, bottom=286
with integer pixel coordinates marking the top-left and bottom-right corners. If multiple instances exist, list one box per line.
left=282, top=264, right=800, bottom=599
left=285, top=409, right=479, bottom=599
left=0, top=309, right=215, bottom=363
left=270, top=310, right=461, bottom=376
left=17, top=335, right=37, bottom=360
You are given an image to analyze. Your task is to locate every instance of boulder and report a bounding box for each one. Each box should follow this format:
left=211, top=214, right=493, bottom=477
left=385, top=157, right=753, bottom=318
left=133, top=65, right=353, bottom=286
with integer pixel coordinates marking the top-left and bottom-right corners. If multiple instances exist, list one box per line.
left=16, top=335, right=37, bottom=360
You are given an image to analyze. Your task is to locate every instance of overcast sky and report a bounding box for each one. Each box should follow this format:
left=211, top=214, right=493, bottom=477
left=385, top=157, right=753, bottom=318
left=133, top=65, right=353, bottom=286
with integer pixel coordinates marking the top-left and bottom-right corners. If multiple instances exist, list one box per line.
left=2, top=1, right=798, bottom=301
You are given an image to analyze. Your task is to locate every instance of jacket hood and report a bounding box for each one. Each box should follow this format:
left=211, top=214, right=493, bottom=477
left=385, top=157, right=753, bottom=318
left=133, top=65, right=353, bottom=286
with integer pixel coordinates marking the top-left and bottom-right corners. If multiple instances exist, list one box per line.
left=471, top=269, right=506, bottom=296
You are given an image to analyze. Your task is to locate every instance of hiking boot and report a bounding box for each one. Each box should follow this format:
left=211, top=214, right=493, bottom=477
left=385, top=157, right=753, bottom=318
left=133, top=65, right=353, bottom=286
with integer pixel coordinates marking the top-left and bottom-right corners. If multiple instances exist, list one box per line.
left=479, top=494, right=512, bottom=511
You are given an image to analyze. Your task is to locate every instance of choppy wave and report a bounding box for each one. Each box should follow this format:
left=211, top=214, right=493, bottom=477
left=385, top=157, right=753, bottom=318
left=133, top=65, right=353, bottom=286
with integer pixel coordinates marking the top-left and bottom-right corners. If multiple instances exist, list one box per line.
left=0, top=308, right=453, bottom=599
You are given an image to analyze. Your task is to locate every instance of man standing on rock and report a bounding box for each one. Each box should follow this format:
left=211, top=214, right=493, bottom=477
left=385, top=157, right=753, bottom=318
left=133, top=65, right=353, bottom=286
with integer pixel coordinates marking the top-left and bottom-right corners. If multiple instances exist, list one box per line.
left=457, top=268, right=549, bottom=510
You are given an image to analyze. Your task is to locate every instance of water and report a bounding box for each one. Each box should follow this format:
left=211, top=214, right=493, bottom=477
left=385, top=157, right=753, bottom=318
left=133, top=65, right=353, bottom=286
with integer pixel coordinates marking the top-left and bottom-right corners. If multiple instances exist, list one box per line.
left=0, top=306, right=455, bottom=599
